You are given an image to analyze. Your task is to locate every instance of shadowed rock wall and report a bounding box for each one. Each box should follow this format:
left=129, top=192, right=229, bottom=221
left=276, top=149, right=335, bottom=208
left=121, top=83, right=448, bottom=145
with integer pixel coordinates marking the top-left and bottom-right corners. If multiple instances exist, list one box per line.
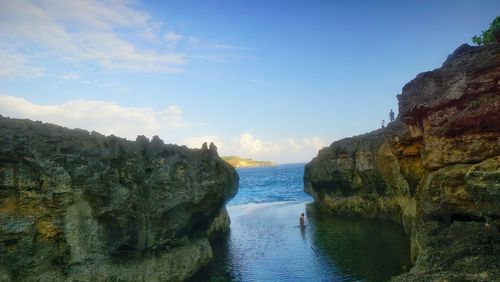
left=0, top=116, right=238, bottom=281
left=305, top=43, right=499, bottom=281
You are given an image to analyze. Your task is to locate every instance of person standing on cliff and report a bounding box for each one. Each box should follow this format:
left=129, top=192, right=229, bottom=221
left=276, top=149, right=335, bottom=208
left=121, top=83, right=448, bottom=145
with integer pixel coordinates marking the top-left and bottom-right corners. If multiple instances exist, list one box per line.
left=299, top=213, right=305, bottom=227
left=381, top=120, right=385, bottom=128
left=389, top=109, right=395, bottom=123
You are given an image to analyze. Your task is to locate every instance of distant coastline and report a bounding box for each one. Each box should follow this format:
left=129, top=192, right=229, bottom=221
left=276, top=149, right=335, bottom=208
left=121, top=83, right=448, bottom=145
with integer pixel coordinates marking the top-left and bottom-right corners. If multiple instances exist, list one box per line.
left=222, top=156, right=274, bottom=168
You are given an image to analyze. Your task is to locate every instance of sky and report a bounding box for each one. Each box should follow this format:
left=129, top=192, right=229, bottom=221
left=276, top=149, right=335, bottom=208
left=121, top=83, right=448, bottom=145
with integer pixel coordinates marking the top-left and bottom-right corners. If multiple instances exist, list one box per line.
left=0, top=0, right=499, bottom=163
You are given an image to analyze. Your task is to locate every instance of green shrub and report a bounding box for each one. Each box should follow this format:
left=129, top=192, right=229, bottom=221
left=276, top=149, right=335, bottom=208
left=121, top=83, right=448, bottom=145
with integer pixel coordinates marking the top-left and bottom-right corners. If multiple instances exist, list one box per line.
left=472, top=16, right=500, bottom=45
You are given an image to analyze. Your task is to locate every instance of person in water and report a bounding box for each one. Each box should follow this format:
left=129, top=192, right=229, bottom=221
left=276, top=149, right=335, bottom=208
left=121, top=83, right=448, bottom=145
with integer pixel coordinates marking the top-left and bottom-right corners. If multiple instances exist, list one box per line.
left=299, top=213, right=305, bottom=226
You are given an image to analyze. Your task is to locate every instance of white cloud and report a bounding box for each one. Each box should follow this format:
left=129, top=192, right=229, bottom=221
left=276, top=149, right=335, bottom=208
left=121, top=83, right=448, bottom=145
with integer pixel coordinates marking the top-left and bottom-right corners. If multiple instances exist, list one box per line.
left=0, top=0, right=185, bottom=74
left=204, top=44, right=253, bottom=51
left=61, top=73, right=79, bottom=80
left=160, top=106, right=193, bottom=128
left=187, top=36, right=202, bottom=49
left=36, top=0, right=151, bottom=30
left=183, top=36, right=257, bottom=62
left=0, top=1, right=256, bottom=78
left=303, top=137, right=325, bottom=151
left=164, top=32, right=184, bottom=48
left=186, top=53, right=259, bottom=63
left=165, top=105, right=182, bottom=116
left=140, top=22, right=163, bottom=43
left=165, top=32, right=183, bottom=42
left=288, top=138, right=302, bottom=150
left=239, top=133, right=265, bottom=154
left=0, top=48, right=44, bottom=78
left=0, top=93, right=325, bottom=163
left=0, top=94, right=196, bottom=140
left=227, top=133, right=325, bottom=163
left=71, top=31, right=185, bottom=72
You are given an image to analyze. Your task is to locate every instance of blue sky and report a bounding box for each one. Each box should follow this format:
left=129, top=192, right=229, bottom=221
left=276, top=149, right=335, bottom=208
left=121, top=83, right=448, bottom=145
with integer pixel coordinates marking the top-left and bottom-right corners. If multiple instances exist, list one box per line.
left=0, top=0, right=498, bottom=163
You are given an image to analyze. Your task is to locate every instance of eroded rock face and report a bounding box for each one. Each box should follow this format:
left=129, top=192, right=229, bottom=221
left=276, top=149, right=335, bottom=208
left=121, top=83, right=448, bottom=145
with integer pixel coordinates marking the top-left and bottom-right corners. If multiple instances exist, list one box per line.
left=0, top=117, right=238, bottom=281
left=305, top=43, right=499, bottom=281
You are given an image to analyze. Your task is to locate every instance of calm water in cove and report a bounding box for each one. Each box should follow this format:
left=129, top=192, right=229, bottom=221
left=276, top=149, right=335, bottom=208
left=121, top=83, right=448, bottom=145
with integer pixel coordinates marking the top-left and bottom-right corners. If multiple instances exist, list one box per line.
left=191, top=164, right=411, bottom=282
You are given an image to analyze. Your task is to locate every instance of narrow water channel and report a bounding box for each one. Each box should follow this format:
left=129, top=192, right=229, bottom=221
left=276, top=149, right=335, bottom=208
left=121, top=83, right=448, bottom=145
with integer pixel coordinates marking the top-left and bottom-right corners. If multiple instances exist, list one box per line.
left=190, top=164, right=411, bottom=281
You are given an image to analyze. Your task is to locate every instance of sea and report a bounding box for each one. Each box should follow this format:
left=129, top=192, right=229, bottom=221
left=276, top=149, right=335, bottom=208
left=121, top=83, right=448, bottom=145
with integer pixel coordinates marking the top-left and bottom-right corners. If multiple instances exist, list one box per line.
left=190, top=163, right=411, bottom=282
left=228, top=163, right=312, bottom=206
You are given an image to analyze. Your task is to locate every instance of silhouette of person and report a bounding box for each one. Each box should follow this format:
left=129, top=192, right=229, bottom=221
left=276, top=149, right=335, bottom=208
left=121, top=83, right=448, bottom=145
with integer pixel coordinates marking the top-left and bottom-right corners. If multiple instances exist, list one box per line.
left=381, top=120, right=385, bottom=128
left=389, top=109, right=395, bottom=122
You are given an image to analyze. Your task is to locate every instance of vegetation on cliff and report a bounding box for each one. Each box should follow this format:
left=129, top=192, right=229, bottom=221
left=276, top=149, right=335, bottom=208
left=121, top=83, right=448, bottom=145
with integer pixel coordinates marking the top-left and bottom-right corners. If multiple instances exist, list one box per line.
left=222, top=156, right=274, bottom=168
left=472, top=16, right=500, bottom=45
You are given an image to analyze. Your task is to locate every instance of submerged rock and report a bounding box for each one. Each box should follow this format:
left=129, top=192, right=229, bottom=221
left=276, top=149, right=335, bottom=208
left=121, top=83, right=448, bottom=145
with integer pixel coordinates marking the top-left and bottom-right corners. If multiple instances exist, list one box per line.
left=305, top=43, right=500, bottom=280
left=0, top=117, right=238, bottom=281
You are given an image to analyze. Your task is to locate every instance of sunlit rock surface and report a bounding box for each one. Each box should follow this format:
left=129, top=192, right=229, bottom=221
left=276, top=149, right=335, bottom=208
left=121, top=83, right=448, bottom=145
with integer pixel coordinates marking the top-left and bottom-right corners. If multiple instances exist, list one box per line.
left=0, top=117, right=238, bottom=281
left=305, top=43, right=500, bottom=281
left=222, top=156, right=274, bottom=168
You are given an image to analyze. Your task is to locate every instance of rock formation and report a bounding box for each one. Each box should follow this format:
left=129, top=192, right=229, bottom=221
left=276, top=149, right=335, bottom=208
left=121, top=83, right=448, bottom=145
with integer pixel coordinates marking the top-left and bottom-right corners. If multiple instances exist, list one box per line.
left=305, top=42, right=499, bottom=281
left=0, top=116, right=238, bottom=281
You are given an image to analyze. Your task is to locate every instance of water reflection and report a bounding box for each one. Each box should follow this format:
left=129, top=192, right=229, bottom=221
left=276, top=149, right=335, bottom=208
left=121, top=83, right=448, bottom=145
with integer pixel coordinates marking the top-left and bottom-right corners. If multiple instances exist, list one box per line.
left=189, top=201, right=410, bottom=282
left=306, top=203, right=411, bottom=281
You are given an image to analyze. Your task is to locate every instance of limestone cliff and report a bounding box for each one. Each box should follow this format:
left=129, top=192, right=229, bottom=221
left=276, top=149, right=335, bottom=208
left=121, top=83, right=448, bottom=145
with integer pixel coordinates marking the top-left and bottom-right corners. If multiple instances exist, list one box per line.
left=305, top=43, right=499, bottom=281
left=0, top=116, right=238, bottom=281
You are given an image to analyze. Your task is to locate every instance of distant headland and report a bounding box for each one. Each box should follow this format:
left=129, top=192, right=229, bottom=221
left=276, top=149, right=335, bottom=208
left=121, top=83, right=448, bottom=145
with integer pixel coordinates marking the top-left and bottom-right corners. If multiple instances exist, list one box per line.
left=222, top=156, right=274, bottom=168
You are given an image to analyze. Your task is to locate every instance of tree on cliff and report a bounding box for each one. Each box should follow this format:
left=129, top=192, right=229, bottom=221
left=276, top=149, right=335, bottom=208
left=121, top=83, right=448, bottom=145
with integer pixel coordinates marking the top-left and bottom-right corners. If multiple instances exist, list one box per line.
left=472, top=16, right=500, bottom=45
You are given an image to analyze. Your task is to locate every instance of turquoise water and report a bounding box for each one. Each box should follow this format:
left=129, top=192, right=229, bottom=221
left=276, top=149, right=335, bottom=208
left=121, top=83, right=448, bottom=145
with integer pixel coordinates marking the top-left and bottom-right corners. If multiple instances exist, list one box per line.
left=228, top=163, right=312, bottom=206
left=191, top=164, right=411, bottom=281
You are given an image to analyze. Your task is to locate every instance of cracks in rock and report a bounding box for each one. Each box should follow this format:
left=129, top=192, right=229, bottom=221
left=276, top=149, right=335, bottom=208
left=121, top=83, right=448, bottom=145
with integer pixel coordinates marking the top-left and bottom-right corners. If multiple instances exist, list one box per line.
left=431, top=213, right=486, bottom=225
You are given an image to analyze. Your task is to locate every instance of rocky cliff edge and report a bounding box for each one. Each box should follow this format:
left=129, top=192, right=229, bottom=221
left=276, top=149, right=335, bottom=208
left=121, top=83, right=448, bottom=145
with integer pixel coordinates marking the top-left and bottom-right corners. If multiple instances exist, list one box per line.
left=0, top=116, right=238, bottom=281
left=305, top=43, right=499, bottom=281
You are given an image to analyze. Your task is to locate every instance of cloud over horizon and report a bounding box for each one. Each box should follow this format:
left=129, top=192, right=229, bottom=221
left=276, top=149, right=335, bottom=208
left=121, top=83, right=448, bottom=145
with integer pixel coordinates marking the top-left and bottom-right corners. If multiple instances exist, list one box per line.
left=183, top=132, right=325, bottom=163
left=232, top=133, right=325, bottom=163
left=0, top=94, right=195, bottom=140
left=0, top=94, right=325, bottom=163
